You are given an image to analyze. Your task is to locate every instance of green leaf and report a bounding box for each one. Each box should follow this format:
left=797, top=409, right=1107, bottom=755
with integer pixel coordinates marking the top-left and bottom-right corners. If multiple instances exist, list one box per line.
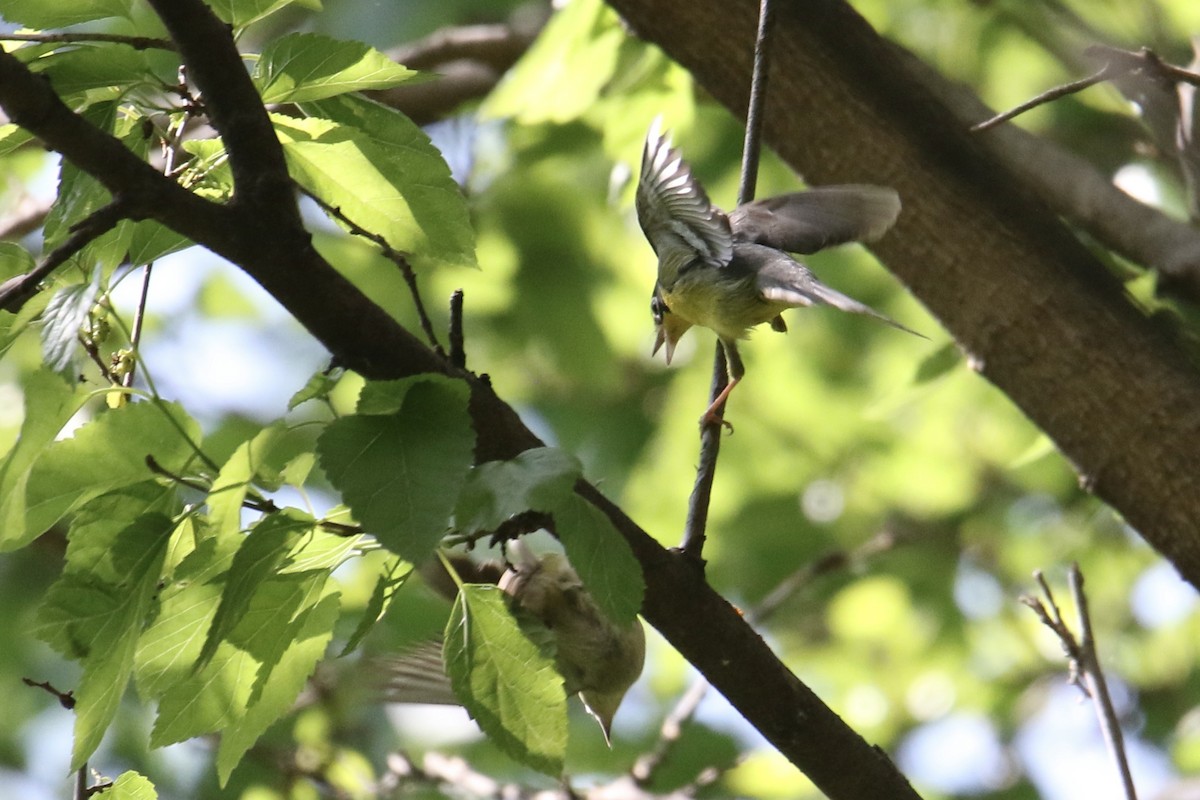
left=316, top=376, right=474, bottom=562
left=126, top=220, right=191, bottom=266
left=0, top=124, right=34, bottom=157
left=196, top=512, right=309, bottom=670
left=106, top=771, right=158, bottom=800
left=553, top=495, right=643, bottom=624
left=483, top=0, right=624, bottom=124
left=207, top=423, right=290, bottom=536
left=280, top=525, right=360, bottom=573
left=25, top=400, right=202, bottom=538
left=288, top=367, right=341, bottom=410
left=445, top=584, right=566, bottom=776
left=340, top=555, right=411, bottom=655
left=255, top=33, right=417, bottom=104
left=36, top=46, right=152, bottom=96
left=207, top=0, right=320, bottom=28
left=455, top=447, right=581, bottom=533
left=33, top=512, right=172, bottom=769
left=216, top=591, right=339, bottom=785
left=0, top=0, right=132, bottom=27
left=0, top=369, right=86, bottom=552
left=40, top=271, right=99, bottom=372
left=281, top=95, right=477, bottom=270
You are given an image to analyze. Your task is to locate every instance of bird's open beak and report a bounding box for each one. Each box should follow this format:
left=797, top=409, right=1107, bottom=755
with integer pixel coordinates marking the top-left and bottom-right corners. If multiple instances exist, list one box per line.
left=653, top=314, right=691, bottom=365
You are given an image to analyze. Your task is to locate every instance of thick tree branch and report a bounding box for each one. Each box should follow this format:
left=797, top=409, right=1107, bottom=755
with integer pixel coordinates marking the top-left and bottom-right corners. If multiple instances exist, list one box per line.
left=604, top=0, right=1200, bottom=584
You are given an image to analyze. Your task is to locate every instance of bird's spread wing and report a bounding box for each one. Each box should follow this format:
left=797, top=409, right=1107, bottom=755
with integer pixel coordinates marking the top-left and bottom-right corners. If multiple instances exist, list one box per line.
left=730, top=185, right=901, bottom=254
left=636, top=118, right=733, bottom=279
left=375, top=641, right=459, bottom=705
left=745, top=244, right=924, bottom=337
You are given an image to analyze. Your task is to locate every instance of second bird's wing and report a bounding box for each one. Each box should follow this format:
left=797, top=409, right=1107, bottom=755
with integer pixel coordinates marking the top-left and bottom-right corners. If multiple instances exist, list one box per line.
left=636, top=118, right=733, bottom=279
left=730, top=185, right=900, bottom=254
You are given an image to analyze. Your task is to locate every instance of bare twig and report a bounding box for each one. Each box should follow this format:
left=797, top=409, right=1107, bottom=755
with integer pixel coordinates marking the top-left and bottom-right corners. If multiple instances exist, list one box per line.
left=0, top=31, right=174, bottom=50
left=300, top=186, right=446, bottom=357
left=22, top=677, right=75, bottom=709
left=448, top=289, right=466, bottom=369
left=680, top=0, right=776, bottom=560
left=1021, top=565, right=1138, bottom=800
left=972, top=65, right=1116, bottom=132
left=0, top=198, right=128, bottom=312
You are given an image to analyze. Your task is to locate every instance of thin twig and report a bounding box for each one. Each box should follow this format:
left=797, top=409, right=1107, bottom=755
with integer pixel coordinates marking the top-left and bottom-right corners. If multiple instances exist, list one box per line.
left=144, top=454, right=363, bottom=538
left=679, top=0, right=775, bottom=560
left=972, top=65, right=1116, bottom=132
left=0, top=199, right=128, bottom=312
left=448, top=289, right=466, bottom=368
left=0, top=31, right=174, bottom=50
left=1021, top=565, right=1138, bottom=800
left=1070, top=565, right=1139, bottom=800
left=22, top=677, right=76, bottom=709
left=124, top=96, right=189, bottom=390
left=75, top=763, right=87, bottom=800
left=299, top=186, right=446, bottom=356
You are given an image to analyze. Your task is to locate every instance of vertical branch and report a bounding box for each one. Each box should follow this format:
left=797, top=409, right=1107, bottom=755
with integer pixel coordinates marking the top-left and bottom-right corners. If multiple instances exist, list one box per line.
left=680, top=0, right=776, bottom=560
left=1069, top=565, right=1139, bottom=800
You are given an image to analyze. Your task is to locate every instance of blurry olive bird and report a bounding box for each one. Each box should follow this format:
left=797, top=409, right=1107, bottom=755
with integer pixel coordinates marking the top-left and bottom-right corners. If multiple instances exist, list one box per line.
left=378, top=540, right=645, bottom=745
left=637, top=119, right=922, bottom=426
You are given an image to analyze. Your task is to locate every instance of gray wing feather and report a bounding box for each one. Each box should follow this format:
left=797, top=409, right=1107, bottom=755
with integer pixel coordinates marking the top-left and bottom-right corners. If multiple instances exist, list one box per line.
left=730, top=185, right=900, bottom=254
left=636, top=118, right=733, bottom=274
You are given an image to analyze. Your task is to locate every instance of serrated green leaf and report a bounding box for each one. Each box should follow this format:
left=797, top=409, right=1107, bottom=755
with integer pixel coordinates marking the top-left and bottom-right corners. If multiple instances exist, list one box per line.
left=106, top=771, right=158, bottom=800
left=0, top=123, right=33, bottom=156
left=316, top=376, right=473, bottom=562
left=207, top=0, right=319, bottom=28
left=134, top=545, right=227, bottom=699
left=280, top=525, right=359, bottom=573
left=196, top=512, right=309, bottom=670
left=25, top=400, right=202, bottom=540
left=36, top=46, right=151, bottom=96
left=455, top=447, right=581, bottom=533
left=0, top=369, right=86, bottom=552
left=40, top=271, right=99, bottom=372
left=0, top=0, right=132, bottom=27
left=255, top=33, right=416, bottom=104
left=208, top=423, right=290, bottom=535
left=216, top=591, right=338, bottom=785
left=287, top=368, right=340, bottom=410
left=340, top=555, right=410, bottom=655
left=445, top=584, right=566, bottom=775
left=553, top=495, right=643, bottom=624
left=282, top=95, right=476, bottom=271
left=355, top=377, right=420, bottom=415
left=151, top=570, right=333, bottom=752
left=33, top=512, right=172, bottom=769
left=126, top=219, right=191, bottom=265
left=483, top=0, right=623, bottom=124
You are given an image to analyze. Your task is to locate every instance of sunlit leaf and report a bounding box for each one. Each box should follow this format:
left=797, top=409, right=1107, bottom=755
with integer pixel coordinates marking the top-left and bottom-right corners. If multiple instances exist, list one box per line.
left=255, top=33, right=416, bottom=104
left=316, top=376, right=473, bottom=562
left=445, top=584, right=566, bottom=776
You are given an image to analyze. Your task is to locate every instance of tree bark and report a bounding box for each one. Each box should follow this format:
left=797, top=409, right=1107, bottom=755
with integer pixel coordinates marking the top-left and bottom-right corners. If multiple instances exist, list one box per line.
left=605, top=0, right=1200, bottom=580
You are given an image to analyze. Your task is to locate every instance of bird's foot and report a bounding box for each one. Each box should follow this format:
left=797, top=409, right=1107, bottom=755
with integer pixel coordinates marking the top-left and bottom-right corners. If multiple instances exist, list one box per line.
left=699, top=411, right=734, bottom=433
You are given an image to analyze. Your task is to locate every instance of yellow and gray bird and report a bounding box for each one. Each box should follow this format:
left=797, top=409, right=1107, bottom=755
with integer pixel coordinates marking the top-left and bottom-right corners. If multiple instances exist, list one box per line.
left=636, top=119, right=920, bottom=426
left=380, top=541, right=645, bottom=744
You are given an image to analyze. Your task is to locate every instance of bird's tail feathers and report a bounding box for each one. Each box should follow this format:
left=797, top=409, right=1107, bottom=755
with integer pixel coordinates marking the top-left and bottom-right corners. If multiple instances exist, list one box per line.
left=771, top=282, right=926, bottom=339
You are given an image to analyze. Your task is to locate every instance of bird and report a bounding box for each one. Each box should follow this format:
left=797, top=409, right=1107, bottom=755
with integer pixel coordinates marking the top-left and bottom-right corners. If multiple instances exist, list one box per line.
left=636, top=118, right=921, bottom=427
left=378, top=541, right=646, bottom=745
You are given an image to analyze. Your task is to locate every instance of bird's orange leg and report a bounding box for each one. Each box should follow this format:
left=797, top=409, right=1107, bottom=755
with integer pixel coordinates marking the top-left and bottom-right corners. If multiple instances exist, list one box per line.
left=700, top=340, right=745, bottom=431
